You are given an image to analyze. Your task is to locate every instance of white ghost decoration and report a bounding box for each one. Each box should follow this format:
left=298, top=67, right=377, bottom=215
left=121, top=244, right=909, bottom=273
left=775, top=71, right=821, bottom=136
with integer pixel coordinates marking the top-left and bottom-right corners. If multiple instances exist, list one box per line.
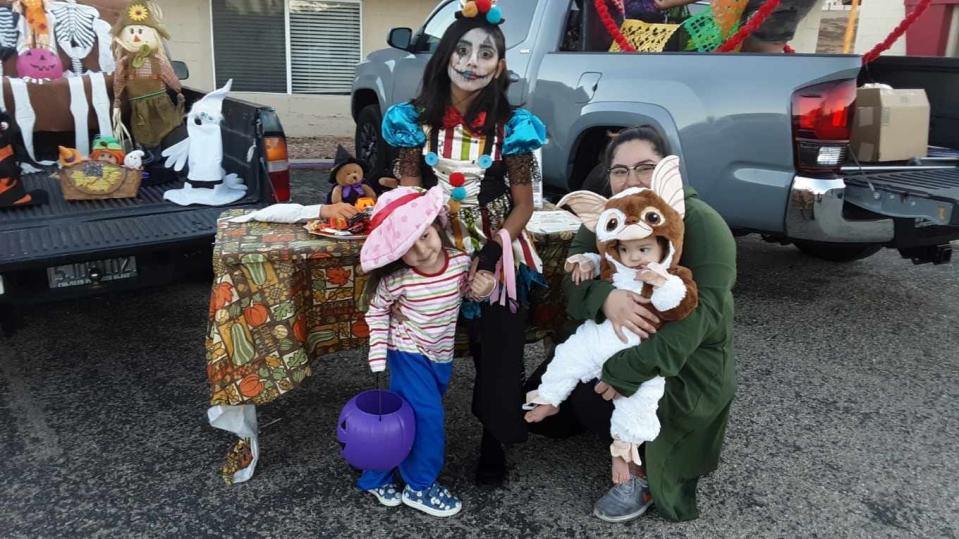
left=123, top=149, right=144, bottom=170
left=161, top=80, right=247, bottom=206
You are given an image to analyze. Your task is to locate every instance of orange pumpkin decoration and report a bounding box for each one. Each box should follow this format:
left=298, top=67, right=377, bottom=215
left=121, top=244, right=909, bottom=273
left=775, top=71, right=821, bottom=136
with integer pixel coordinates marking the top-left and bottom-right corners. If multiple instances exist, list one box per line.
left=351, top=319, right=370, bottom=338
left=355, top=197, right=376, bottom=211
left=243, top=303, right=269, bottom=327
left=238, top=373, right=264, bottom=398
left=326, top=267, right=351, bottom=286
left=292, top=318, right=307, bottom=343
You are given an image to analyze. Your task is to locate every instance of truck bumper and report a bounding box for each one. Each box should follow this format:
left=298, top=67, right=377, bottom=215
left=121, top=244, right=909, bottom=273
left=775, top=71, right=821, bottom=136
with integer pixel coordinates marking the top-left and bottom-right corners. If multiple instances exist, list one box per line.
left=784, top=176, right=895, bottom=243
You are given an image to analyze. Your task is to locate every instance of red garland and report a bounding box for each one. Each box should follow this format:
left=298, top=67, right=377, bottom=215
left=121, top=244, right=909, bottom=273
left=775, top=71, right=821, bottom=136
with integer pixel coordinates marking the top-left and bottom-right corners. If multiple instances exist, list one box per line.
left=715, top=0, right=783, bottom=52
left=595, top=0, right=928, bottom=64
left=861, top=0, right=931, bottom=64
left=594, top=0, right=635, bottom=52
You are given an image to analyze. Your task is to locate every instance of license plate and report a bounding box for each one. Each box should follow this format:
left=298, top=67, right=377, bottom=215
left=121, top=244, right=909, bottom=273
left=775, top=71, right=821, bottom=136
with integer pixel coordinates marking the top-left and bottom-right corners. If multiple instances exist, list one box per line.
left=47, top=256, right=138, bottom=289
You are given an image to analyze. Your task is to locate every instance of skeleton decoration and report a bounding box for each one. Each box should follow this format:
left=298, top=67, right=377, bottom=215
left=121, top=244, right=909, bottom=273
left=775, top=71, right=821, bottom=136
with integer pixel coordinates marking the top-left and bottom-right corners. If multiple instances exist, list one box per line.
left=161, top=80, right=248, bottom=207
left=0, top=7, right=20, bottom=60
left=50, top=0, right=98, bottom=75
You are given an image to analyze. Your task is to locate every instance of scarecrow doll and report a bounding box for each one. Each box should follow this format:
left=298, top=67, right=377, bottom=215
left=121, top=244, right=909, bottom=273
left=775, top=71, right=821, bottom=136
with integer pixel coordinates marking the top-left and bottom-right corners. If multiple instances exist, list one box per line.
left=111, top=1, right=183, bottom=151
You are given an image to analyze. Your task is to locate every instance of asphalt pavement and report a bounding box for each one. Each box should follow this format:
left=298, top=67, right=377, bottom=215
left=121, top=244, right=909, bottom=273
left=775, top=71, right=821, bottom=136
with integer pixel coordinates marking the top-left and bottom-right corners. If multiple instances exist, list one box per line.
left=1, top=168, right=957, bottom=537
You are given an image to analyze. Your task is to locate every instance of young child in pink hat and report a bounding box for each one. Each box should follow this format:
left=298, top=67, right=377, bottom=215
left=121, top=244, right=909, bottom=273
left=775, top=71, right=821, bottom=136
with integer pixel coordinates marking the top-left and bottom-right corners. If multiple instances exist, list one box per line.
left=356, top=186, right=494, bottom=518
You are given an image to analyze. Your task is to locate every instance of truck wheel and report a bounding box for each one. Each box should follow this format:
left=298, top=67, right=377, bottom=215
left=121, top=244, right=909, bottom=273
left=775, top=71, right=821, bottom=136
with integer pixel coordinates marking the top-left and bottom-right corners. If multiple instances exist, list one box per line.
left=793, top=241, right=882, bottom=262
left=355, top=105, right=391, bottom=179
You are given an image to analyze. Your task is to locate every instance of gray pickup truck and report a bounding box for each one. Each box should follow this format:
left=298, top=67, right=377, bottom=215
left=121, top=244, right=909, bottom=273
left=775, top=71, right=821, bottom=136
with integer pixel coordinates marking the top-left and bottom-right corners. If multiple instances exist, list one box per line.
left=351, top=0, right=959, bottom=264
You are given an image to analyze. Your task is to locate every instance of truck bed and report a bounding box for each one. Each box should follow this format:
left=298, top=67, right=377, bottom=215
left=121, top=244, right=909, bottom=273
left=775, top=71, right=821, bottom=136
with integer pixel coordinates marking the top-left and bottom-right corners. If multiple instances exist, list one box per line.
left=0, top=172, right=258, bottom=271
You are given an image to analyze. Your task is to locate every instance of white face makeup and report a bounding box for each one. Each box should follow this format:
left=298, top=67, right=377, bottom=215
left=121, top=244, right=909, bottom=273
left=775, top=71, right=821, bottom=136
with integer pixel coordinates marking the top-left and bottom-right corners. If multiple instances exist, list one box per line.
left=447, top=28, right=501, bottom=93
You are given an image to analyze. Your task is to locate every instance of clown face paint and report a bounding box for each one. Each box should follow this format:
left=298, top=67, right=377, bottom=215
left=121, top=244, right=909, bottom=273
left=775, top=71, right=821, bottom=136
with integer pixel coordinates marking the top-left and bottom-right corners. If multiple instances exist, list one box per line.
left=447, top=28, right=502, bottom=93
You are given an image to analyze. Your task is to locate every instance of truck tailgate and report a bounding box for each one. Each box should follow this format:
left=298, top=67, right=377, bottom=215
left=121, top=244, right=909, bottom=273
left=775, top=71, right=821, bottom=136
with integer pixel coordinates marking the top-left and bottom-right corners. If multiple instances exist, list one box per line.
left=844, top=168, right=959, bottom=227
left=0, top=173, right=257, bottom=270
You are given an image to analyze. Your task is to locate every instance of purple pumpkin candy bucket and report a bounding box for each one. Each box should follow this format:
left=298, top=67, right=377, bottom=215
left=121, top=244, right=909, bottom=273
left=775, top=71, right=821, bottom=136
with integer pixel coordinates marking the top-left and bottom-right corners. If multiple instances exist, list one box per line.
left=337, top=389, right=416, bottom=471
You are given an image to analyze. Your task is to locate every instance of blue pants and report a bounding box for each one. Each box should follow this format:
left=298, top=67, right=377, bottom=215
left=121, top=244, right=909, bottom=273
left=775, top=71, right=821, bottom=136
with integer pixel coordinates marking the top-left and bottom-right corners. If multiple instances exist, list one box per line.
left=357, top=350, right=452, bottom=491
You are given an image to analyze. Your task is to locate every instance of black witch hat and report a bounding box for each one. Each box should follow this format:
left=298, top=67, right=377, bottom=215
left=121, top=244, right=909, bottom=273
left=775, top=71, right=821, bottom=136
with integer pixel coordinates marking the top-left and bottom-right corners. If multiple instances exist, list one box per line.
left=328, top=145, right=365, bottom=185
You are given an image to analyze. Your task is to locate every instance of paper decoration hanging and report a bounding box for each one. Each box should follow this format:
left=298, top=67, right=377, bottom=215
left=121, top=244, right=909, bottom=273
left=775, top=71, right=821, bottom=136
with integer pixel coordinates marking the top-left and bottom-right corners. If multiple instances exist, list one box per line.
left=711, top=0, right=748, bottom=38
left=680, top=0, right=747, bottom=53
left=681, top=10, right=726, bottom=52
left=609, top=19, right=680, bottom=53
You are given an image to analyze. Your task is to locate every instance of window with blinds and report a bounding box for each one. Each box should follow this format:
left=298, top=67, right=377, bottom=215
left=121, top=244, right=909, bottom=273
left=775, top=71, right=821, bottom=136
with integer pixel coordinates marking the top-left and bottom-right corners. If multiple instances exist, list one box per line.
left=211, top=0, right=288, bottom=93
left=290, top=0, right=361, bottom=94
left=211, top=0, right=362, bottom=95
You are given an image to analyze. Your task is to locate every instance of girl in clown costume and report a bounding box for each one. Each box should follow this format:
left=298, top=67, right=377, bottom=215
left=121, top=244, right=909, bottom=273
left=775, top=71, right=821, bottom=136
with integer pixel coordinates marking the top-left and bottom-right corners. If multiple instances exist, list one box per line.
left=382, top=0, right=547, bottom=484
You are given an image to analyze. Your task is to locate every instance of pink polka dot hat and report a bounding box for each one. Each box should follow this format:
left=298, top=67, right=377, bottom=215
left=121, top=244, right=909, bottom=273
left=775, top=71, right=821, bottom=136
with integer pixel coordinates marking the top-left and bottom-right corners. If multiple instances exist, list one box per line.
left=360, top=186, right=447, bottom=273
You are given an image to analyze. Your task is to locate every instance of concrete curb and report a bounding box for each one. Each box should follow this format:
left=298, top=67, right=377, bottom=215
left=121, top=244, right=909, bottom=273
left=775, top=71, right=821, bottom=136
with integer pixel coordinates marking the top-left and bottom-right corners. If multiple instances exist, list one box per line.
left=290, top=159, right=334, bottom=169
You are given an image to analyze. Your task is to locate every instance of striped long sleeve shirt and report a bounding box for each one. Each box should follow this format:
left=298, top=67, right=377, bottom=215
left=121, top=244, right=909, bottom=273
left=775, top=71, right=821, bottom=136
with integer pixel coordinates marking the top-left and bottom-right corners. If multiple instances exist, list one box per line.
left=365, top=249, right=470, bottom=372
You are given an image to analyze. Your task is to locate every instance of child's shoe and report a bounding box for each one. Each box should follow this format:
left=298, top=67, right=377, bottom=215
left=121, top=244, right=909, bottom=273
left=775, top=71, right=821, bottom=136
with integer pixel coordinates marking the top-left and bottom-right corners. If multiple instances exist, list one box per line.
left=401, top=483, right=462, bottom=517
left=366, top=483, right=402, bottom=507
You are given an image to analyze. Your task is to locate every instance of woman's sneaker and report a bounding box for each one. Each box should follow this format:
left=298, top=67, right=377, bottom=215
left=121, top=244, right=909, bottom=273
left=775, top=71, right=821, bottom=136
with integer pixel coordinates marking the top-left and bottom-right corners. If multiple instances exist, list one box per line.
left=366, top=483, right=402, bottom=507
left=401, top=483, right=462, bottom=517
left=593, top=476, right=653, bottom=523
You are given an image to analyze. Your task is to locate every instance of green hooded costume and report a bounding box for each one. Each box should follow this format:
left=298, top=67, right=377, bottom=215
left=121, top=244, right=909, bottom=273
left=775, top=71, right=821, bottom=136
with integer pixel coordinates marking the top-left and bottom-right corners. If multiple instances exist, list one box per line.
left=563, top=186, right=737, bottom=521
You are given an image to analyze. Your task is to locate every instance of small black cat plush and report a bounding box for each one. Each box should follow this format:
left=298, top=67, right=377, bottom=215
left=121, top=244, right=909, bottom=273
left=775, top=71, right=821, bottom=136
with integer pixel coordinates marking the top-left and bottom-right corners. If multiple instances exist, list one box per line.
left=0, top=111, right=48, bottom=208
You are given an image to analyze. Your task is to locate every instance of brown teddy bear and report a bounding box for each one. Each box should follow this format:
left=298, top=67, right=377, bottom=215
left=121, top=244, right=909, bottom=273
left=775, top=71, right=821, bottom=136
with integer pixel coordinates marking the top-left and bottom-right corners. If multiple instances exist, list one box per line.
left=329, top=145, right=377, bottom=205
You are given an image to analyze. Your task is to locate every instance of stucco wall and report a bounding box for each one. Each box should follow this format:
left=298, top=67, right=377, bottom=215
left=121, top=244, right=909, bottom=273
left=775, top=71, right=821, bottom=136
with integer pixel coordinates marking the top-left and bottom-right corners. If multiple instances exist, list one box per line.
left=160, top=0, right=436, bottom=137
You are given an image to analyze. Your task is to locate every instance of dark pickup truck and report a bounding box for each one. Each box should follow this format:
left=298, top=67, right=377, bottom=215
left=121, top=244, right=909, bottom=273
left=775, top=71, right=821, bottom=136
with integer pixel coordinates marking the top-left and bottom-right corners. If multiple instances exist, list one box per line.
left=0, top=67, right=289, bottom=333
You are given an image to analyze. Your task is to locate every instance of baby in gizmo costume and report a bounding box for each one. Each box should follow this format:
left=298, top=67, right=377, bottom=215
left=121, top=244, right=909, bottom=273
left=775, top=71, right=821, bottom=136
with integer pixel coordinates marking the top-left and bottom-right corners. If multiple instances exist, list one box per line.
left=525, top=156, right=699, bottom=482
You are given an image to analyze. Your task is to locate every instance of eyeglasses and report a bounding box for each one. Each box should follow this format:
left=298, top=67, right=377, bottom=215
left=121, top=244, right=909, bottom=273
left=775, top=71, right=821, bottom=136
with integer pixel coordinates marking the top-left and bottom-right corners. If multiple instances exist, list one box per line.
left=607, top=163, right=656, bottom=181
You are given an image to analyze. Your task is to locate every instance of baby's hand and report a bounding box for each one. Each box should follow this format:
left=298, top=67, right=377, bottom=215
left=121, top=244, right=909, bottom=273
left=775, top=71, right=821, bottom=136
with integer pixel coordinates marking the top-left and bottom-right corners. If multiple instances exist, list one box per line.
left=468, top=270, right=496, bottom=300
left=636, top=261, right=669, bottom=287
left=571, top=262, right=594, bottom=285
left=565, top=254, right=597, bottom=285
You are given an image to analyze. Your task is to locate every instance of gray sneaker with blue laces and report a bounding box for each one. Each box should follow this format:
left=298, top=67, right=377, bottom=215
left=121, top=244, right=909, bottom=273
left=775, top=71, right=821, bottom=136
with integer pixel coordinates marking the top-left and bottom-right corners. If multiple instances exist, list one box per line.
left=593, top=477, right=653, bottom=523
left=366, top=483, right=402, bottom=507
left=401, top=483, right=462, bottom=517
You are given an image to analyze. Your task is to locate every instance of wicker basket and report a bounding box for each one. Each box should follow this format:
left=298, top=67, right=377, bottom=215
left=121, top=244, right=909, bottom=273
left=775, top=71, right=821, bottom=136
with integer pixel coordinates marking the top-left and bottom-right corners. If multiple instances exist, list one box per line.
left=59, top=161, right=143, bottom=200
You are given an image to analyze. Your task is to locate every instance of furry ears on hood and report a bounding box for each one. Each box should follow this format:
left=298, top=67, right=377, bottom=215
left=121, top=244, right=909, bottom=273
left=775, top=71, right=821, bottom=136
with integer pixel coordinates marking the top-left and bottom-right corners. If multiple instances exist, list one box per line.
left=557, top=190, right=607, bottom=232
left=557, top=155, right=685, bottom=231
left=650, top=155, right=684, bottom=219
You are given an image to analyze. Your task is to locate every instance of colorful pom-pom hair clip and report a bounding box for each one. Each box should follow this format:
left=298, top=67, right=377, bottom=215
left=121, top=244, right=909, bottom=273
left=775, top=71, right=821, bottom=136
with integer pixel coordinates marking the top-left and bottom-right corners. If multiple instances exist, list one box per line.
left=455, top=0, right=505, bottom=25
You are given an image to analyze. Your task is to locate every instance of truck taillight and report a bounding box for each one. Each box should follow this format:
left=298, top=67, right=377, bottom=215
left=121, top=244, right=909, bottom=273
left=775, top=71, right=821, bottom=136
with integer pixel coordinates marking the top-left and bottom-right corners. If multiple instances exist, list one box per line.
left=791, top=80, right=856, bottom=175
left=265, top=136, right=290, bottom=202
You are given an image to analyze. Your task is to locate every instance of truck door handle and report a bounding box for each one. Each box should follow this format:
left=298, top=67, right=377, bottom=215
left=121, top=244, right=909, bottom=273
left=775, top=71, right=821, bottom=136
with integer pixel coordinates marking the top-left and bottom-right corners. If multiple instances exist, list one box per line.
left=508, top=70, right=521, bottom=83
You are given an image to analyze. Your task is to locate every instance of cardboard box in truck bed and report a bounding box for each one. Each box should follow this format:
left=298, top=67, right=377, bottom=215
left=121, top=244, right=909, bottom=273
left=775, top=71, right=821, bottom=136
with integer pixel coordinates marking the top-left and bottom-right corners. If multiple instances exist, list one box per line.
left=851, top=87, right=930, bottom=162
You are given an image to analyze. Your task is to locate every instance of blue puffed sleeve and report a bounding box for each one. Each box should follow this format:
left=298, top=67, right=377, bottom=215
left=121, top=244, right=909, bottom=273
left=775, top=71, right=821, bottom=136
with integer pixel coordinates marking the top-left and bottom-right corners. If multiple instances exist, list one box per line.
left=502, top=108, right=547, bottom=156
left=382, top=102, right=426, bottom=148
